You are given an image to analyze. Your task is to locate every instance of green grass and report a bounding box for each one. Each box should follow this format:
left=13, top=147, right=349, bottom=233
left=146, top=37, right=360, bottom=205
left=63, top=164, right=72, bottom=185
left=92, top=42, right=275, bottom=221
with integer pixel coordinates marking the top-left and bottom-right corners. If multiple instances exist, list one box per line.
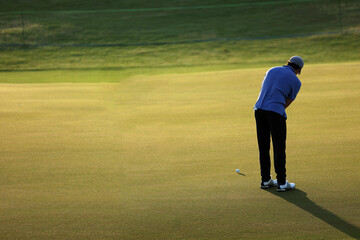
left=1, top=0, right=360, bottom=77
left=0, top=1, right=360, bottom=239
left=1, top=32, right=360, bottom=80
left=0, top=63, right=359, bottom=239
left=1, top=0, right=359, bottom=44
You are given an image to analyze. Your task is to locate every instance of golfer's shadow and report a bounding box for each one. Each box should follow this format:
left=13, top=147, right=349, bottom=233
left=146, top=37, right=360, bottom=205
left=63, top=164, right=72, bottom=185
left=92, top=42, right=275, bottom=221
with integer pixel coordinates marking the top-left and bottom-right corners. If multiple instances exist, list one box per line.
left=265, top=188, right=360, bottom=239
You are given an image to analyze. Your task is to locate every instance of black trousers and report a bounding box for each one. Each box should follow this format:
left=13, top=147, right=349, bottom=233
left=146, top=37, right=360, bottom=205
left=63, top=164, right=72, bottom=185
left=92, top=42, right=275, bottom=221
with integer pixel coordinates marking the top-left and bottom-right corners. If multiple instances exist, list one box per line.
left=255, top=109, right=287, bottom=185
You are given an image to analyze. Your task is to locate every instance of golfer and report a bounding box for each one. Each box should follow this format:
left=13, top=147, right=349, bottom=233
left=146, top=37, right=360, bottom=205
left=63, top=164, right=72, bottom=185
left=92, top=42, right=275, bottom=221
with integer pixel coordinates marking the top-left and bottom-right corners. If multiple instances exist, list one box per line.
left=254, top=56, right=303, bottom=192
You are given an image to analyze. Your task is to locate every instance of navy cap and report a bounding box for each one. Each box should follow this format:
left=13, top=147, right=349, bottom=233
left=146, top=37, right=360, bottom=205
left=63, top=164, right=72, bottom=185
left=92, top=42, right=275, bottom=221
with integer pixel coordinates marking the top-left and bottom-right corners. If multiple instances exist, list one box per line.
left=289, top=56, right=304, bottom=69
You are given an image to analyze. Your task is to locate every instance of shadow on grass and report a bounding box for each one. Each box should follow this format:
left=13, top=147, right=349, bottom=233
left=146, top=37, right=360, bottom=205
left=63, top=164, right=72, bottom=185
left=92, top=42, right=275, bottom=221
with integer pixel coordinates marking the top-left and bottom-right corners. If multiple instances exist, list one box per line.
left=265, top=188, right=360, bottom=239
left=236, top=172, right=246, bottom=176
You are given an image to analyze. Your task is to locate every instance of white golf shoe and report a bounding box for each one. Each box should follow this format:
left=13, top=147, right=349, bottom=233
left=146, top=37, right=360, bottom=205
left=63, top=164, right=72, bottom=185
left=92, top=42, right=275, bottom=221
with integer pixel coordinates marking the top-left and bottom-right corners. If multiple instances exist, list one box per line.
left=260, top=179, right=278, bottom=189
left=277, top=181, right=296, bottom=192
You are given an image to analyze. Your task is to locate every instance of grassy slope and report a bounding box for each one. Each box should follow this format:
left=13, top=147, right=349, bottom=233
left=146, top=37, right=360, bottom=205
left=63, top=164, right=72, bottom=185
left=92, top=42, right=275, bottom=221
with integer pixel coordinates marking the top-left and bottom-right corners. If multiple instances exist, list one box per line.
left=0, top=32, right=360, bottom=82
left=1, top=0, right=353, bottom=43
left=0, top=0, right=360, bottom=78
left=0, top=63, right=359, bottom=239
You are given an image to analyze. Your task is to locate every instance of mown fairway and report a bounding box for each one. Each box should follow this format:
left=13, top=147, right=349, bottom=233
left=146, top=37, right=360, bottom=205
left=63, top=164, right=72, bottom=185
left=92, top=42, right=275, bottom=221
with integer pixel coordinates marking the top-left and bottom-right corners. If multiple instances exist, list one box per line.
left=0, top=63, right=359, bottom=239
left=1, top=0, right=360, bottom=239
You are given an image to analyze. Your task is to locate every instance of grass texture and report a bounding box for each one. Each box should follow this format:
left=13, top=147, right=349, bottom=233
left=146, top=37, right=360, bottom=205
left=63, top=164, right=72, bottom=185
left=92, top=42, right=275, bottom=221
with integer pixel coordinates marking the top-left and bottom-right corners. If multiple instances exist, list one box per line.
left=0, top=32, right=360, bottom=75
left=0, top=63, right=359, bottom=239
left=2, top=0, right=358, bottom=45
left=1, top=0, right=360, bottom=76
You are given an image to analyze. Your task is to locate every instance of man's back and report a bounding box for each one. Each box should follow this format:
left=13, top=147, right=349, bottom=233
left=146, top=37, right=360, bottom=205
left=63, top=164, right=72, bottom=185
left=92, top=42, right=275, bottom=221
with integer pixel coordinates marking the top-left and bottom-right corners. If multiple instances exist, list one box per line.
left=254, top=65, right=301, bottom=118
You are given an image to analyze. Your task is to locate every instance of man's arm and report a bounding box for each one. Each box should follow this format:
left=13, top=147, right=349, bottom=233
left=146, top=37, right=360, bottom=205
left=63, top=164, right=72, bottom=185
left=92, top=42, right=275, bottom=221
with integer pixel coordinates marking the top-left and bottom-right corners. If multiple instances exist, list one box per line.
left=285, top=98, right=293, bottom=109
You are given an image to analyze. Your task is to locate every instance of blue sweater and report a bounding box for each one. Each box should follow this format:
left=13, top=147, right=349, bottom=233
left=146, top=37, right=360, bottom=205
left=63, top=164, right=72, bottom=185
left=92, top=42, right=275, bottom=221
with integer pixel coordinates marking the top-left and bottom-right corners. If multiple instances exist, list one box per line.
left=254, top=65, right=302, bottom=119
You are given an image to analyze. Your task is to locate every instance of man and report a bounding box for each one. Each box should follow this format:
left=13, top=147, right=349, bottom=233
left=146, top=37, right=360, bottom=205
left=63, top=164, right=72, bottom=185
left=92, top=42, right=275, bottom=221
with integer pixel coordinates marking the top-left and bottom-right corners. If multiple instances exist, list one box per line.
left=254, top=56, right=303, bottom=192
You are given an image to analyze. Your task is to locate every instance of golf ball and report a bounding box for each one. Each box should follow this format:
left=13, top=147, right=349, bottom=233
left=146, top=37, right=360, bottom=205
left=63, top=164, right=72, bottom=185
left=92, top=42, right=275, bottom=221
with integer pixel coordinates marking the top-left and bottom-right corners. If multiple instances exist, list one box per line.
left=236, top=169, right=240, bottom=173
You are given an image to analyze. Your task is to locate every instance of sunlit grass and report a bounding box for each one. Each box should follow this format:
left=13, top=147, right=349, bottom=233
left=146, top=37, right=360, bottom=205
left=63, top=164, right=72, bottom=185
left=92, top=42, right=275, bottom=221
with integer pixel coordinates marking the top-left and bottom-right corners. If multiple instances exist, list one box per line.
left=0, top=63, right=359, bottom=239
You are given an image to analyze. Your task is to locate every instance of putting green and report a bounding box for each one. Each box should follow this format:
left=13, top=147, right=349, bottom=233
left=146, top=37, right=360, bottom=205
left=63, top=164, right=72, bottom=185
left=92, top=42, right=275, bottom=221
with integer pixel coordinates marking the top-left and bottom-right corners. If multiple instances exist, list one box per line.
left=0, top=63, right=359, bottom=239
